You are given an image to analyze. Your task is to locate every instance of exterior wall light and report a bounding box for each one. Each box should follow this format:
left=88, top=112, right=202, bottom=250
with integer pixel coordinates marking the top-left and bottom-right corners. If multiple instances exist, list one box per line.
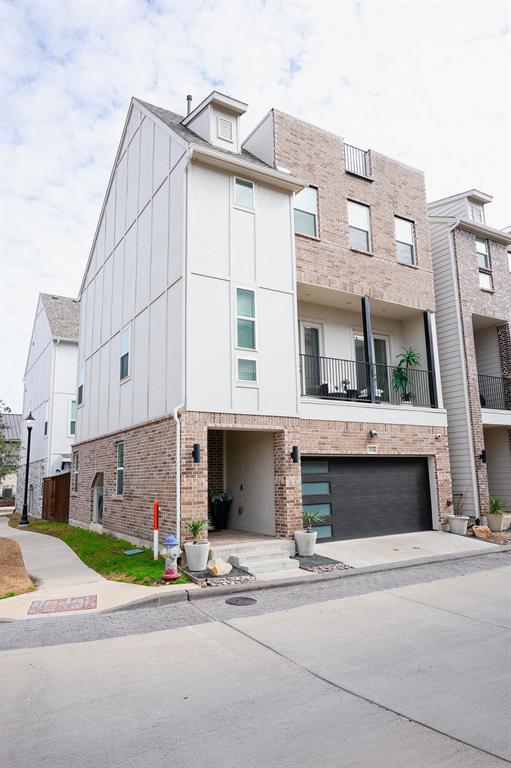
left=369, top=430, right=379, bottom=438
left=291, top=446, right=300, bottom=463
left=192, top=443, right=201, bottom=463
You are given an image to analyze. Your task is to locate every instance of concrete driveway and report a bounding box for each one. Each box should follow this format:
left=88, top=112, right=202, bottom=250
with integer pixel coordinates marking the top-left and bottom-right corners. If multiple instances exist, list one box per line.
left=1, top=552, right=509, bottom=767
left=316, top=529, right=500, bottom=567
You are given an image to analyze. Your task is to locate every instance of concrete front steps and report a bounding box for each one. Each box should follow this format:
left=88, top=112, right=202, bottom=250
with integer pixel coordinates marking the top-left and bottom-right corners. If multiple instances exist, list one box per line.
left=209, top=539, right=299, bottom=578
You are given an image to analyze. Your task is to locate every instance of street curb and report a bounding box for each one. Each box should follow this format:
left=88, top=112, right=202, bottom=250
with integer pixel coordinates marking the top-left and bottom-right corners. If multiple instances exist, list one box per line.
left=107, top=542, right=511, bottom=613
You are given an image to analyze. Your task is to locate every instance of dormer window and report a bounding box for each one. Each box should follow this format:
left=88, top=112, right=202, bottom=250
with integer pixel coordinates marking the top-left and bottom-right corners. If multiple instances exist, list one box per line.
left=217, top=116, right=233, bottom=143
left=468, top=201, right=484, bottom=223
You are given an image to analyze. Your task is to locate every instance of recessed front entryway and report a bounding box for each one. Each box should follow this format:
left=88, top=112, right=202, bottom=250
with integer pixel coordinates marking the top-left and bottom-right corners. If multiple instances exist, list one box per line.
left=302, top=456, right=432, bottom=541
left=208, top=429, right=277, bottom=536
left=91, top=473, right=104, bottom=524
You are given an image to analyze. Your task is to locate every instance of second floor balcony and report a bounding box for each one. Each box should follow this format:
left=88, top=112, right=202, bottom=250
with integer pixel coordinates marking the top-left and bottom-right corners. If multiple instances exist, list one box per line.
left=478, top=374, right=511, bottom=411
left=300, top=354, right=435, bottom=408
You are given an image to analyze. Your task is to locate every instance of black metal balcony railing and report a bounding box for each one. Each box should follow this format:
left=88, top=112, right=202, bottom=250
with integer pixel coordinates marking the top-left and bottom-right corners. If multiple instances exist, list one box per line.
left=300, top=354, right=434, bottom=408
left=478, top=374, right=511, bottom=411
left=344, top=143, right=372, bottom=179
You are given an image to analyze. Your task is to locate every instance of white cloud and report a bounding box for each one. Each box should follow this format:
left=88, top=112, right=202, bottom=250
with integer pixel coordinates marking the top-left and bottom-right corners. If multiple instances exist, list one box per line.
left=1, top=0, right=509, bottom=411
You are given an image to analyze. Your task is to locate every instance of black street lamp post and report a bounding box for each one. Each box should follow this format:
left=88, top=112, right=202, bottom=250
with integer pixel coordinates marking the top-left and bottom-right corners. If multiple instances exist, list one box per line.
left=19, top=412, right=35, bottom=526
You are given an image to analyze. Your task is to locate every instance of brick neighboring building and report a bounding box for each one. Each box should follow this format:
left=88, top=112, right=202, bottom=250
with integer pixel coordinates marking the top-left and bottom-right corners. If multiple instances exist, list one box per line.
left=71, top=90, right=452, bottom=557
left=429, top=191, right=511, bottom=518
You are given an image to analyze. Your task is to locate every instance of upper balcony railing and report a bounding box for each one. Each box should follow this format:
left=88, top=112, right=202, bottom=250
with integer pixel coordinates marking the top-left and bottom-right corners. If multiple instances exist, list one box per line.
left=344, top=143, right=372, bottom=180
left=300, top=354, right=434, bottom=408
left=478, top=374, right=511, bottom=410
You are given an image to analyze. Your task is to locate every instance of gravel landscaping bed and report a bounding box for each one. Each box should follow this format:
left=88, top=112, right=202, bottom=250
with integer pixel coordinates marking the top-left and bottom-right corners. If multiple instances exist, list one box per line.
left=292, top=553, right=351, bottom=573
left=181, top=565, right=256, bottom=588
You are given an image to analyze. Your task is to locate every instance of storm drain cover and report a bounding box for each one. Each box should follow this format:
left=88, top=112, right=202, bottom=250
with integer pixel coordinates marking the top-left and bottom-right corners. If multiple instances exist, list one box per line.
left=225, top=596, right=257, bottom=606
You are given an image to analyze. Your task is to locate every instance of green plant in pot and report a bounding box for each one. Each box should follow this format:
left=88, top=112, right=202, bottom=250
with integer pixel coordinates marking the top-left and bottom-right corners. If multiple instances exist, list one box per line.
left=486, top=497, right=508, bottom=533
left=184, top=518, right=210, bottom=572
left=392, top=346, right=421, bottom=403
left=294, top=510, right=324, bottom=557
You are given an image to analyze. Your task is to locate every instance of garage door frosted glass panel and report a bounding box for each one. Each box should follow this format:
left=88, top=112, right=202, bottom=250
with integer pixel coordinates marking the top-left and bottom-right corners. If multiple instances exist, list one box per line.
left=303, top=503, right=331, bottom=516
left=302, top=460, right=329, bottom=474
left=302, top=482, right=330, bottom=495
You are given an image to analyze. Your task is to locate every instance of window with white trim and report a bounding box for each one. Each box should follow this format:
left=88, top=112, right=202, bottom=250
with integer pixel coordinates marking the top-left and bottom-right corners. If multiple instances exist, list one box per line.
left=116, top=442, right=124, bottom=495
left=476, top=237, right=493, bottom=291
left=70, top=400, right=77, bottom=436
left=236, top=288, right=255, bottom=349
left=234, top=177, right=254, bottom=208
left=73, top=453, right=79, bottom=492
left=294, top=186, right=318, bottom=237
left=120, top=326, right=130, bottom=381
left=237, top=358, right=257, bottom=382
left=77, top=366, right=84, bottom=405
left=43, top=402, right=48, bottom=437
left=395, top=216, right=416, bottom=265
left=468, top=201, right=484, bottom=223
left=348, top=201, right=371, bottom=252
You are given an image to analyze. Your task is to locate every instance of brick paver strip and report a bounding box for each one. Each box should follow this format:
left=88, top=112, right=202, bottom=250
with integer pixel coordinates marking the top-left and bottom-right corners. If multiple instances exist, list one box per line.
left=27, top=595, right=98, bottom=615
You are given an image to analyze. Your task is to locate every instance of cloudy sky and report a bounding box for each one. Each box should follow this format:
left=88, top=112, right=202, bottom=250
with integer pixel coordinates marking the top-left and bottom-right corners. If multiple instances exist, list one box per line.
left=1, top=0, right=509, bottom=413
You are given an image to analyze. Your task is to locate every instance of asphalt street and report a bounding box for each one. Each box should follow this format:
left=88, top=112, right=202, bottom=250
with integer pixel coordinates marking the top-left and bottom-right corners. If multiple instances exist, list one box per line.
left=1, top=551, right=510, bottom=768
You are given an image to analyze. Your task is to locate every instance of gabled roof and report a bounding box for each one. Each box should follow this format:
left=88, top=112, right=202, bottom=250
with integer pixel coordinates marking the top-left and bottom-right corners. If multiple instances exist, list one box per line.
left=136, top=99, right=272, bottom=171
left=1, top=413, right=22, bottom=441
left=40, top=293, right=80, bottom=340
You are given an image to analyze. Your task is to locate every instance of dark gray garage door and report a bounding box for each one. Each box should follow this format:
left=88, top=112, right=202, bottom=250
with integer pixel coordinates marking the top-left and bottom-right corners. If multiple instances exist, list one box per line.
left=302, top=457, right=432, bottom=541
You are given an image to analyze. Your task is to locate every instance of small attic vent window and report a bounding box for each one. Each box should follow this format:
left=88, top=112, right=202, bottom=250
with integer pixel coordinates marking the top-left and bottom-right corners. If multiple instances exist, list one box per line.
left=217, top=116, right=233, bottom=143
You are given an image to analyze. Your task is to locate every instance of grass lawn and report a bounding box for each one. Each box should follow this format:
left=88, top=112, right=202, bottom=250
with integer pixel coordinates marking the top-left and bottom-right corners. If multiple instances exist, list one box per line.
left=9, top=515, right=188, bottom=586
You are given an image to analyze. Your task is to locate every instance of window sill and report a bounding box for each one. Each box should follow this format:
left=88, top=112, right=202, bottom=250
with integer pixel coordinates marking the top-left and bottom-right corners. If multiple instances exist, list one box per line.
left=233, top=203, right=255, bottom=214
left=120, top=376, right=131, bottom=385
left=345, top=170, right=374, bottom=182
left=480, top=288, right=494, bottom=294
left=236, top=380, right=259, bottom=388
left=397, top=260, right=419, bottom=269
left=295, top=232, right=321, bottom=242
left=349, top=247, right=374, bottom=257
left=111, top=495, right=124, bottom=501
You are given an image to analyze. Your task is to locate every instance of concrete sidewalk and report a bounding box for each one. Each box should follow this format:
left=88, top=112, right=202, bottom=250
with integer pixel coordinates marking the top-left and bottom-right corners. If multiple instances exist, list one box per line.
left=0, top=517, right=192, bottom=620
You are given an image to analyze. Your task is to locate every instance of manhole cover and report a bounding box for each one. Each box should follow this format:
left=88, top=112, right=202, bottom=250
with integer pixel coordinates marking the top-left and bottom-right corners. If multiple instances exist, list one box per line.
left=225, top=596, right=257, bottom=606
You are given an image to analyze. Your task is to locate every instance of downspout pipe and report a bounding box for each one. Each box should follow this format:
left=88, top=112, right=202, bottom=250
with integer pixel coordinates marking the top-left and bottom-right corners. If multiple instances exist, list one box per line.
left=173, top=404, right=184, bottom=545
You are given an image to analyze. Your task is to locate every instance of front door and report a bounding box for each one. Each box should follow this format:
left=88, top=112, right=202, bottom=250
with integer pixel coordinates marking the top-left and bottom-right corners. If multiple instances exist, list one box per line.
left=301, top=323, right=322, bottom=395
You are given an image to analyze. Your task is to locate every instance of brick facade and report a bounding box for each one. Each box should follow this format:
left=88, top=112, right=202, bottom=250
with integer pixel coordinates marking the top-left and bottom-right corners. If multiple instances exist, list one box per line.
left=273, top=110, right=435, bottom=311
left=451, top=227, right=511, bottom=514
left=72, top=410, right=451, bottom=544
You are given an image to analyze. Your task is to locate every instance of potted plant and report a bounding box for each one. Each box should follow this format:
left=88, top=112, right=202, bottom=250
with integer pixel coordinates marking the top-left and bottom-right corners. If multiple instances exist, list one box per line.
left=486, top=497, right=507, bottom=533
left=184, top=518, right=210, bottom=572
left=447, top=493, right=469, bottom=535
left=392, top=346, right=421, bottom=403
left=294, top=510, right=324, bottom=556
left=209, top=490, right=233, bottom=531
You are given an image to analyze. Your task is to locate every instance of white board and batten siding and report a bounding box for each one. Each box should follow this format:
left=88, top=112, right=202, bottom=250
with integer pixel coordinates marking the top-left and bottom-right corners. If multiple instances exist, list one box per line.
left=429, top=219, right=479, bottom=517
left=76, top=104, right=188, bottom=443
left=186, top=162, right=299, bottom=417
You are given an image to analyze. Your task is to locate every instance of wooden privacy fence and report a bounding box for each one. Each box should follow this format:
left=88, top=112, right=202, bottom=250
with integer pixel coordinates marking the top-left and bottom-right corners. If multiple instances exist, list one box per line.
left=42, top=473, right=70, bottom=522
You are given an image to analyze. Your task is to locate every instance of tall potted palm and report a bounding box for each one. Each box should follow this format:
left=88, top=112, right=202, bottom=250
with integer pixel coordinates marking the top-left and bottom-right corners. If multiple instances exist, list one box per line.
left=392, top=346, right=421, bottom=403
left=184, top=519, right=210, bottom=572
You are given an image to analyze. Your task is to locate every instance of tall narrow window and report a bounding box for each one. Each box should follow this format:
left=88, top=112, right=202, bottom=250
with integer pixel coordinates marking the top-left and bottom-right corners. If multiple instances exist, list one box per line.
left=73, top=453, right=79, bottom=492
left=43, top=402, right=48, bottom=437
left=70, top=400, right=77, bottom=436
left=294, top=186, right=318, bottom=237
left=116, top=442, right=124, bottom=495
left=468, top=201, right=484, bottom=223
left=120, top=326, right=130, bottom=380
left=234, top=177, right=254, bottom=208
left=395, top=216, right=416, bottom=265
left=348, top=201, right=371, bottom=252
left=77, top=366, right=84, bottom=405
left=236, top=288, right=255, bottom=349
left=476, top=237, right=493, bottom=291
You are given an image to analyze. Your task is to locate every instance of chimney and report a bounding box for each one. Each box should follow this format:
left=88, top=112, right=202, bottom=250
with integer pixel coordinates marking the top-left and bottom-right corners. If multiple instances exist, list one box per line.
left=186, top=95, right=192, bottom=115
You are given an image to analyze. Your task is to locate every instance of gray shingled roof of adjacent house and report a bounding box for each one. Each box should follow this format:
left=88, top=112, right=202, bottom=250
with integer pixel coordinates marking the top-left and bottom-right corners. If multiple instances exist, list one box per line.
left=136, top=99, right=272, bottom=171
left=40, top=293, right=80, bottom=340
left=1, top=413, right=22, bottom=441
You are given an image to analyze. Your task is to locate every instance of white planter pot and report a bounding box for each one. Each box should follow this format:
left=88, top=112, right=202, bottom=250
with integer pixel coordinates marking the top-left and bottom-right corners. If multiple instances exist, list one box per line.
left=184, top=541, right=210, bottom=572
left=487, top=514, right=506, bottom=533
left=447, top=515, right=469, bottom=536
left=294, top=530, right=317, bottom=556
